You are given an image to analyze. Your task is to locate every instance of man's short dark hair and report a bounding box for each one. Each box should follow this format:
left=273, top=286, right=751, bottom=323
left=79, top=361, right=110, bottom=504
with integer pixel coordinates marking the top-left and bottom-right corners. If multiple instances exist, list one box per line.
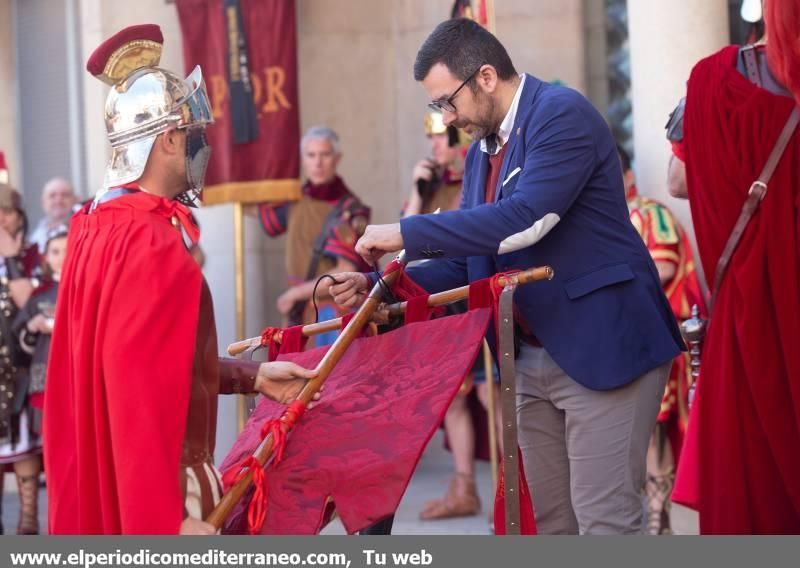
left=617, top=144, right=632, bottom=173
left=414, top=19, right=517, bottom=83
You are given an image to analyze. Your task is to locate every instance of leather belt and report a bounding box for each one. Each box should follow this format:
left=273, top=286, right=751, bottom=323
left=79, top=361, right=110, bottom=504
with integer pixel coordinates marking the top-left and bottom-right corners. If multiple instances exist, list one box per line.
left=498, top=279, right=521, bottom=534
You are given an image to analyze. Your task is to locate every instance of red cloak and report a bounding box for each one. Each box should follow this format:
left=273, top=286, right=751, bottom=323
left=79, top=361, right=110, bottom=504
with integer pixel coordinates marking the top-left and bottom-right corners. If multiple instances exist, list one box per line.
left=44, top=191, right=202, bottom=534
left=674, top=46, right=800, bottom=533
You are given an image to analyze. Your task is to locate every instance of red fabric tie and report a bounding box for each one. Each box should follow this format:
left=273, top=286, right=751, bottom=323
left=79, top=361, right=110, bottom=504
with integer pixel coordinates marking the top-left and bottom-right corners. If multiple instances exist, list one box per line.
left=245, top=460, right=267, bottom=535
left=222, top=400, right=307, bottom=534
left=468, top=270, right=522, bottom=345
left=161, top=201, right=200, bottom=245
left=278, top=325, right=308, bottom=355
left=341, top=313, right=356, bottom=328
left=404, top=295, right=432, bottom=325
left=383, top=261, right=445, bottom=318
left=219, top=456, right=268, bottom=535
left=260, top=327, right=282, bottom=360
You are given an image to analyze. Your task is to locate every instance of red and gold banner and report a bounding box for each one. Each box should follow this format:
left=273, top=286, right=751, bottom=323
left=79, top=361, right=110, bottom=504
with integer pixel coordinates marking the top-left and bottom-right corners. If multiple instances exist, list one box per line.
left=451, top=0, right=495, bottom=32
left=176, top=0, right=301, bottom=204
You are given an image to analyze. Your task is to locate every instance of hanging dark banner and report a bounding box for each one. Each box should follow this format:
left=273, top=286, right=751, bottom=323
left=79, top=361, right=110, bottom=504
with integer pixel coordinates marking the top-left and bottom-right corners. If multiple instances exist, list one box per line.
left=223, top=0, right=260, bottom=145
left=176, top=0, right=301, bottom=204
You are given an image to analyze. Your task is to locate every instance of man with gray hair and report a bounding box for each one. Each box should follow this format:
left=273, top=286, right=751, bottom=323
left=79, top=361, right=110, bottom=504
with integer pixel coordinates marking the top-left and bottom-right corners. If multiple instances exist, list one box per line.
left=29, top=178, right=77, bottom=253
left=257, top=126, right=371, bottom=346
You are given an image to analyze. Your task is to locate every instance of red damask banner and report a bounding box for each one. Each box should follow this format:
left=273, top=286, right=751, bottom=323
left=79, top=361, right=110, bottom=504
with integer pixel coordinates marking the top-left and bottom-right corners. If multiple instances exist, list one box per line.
left=220, top=308, right=493, bottom=535
left=175, top=0, right=301, bottom=204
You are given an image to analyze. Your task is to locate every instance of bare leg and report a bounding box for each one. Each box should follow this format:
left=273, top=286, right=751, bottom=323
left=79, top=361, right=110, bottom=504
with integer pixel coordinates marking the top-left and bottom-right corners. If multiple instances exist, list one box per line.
left=420, top=391, right=480, bottom=519
left=14, top=456, right=40, bottom=535
left=644, top=427, right=674, bottom=535
left=444, top=392, right=475, bottom=477
left=476, top=382, right=504, bottom=455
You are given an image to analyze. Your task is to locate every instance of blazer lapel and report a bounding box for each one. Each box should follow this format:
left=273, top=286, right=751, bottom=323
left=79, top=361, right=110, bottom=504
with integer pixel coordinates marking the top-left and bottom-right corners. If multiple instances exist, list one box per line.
left=495, top=133, right=520, bottom=202
left=471, top=150, right=489, bottom=207
left=495, top=74, right=542, bottom=203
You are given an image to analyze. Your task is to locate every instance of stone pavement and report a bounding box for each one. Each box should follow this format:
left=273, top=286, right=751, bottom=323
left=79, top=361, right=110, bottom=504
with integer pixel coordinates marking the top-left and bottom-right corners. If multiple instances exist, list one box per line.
left=322, top=430, right=700, bottom=535
left=1, top=431, right=698, bottom=535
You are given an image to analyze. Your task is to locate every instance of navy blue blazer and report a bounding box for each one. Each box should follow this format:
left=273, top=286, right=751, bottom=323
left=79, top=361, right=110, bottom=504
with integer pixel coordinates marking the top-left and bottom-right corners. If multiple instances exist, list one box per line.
left=401, top=75, right=684, bottom=391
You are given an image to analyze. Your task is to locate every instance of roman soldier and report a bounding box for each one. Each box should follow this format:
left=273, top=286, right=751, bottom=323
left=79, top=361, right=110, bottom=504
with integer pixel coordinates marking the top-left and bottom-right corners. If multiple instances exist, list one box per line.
left=44, top=24, right=317, bottom=535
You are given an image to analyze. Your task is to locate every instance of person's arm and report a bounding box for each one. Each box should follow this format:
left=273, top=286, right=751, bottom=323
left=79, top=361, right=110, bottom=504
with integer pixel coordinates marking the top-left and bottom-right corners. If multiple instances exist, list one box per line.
left=404, top=256, right=469, bottom=294
left=328, top=255, right=469, bottom=310
left=277, top=257, right=358, bottom=316
left=655, top=260, right=678, bottom=284
left=8, top=279, right=33, bottom=309
left=402, top=159, right=438, bottom=217
left=12, top=295, right=42, bottom=354
left=668, top=155, right=688, bottom=199
left=0, top=231, right=34, bottom=307
left=400, top=96, right=597, bottom=261
left=218, top=358, right=260, bottom=394
left=666, top=97, right=688, bottom=199
left=218, top=358, right=318, bottom=401
left=256, top=202, right=290, bottom=237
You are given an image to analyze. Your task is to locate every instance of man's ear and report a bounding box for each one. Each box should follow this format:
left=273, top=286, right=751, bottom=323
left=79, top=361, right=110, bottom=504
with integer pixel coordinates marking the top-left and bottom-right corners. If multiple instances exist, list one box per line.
left=159, top=128, right=183, bottom=157
left=476, top=64, right=498, bottom=94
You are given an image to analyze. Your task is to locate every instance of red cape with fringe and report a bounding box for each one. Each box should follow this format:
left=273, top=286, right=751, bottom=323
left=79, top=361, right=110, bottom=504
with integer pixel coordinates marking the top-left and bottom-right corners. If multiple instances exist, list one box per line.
left=44, top=191, right=201, bottom=534
left=674, top=46, right=800, bottom=534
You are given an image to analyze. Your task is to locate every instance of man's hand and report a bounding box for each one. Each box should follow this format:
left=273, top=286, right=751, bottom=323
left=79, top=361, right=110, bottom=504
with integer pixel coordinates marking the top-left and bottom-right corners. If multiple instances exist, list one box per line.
left=412, top=159, right=436, bottom=184
left=27, top=314, right=52, bottom=334
left=355, top=223, right=403, bottom=265
left=179, top=516, right=216, bottom=535
left=0, top=228, right=22, bottom=258
left=276, top=287, right=299, bottom=316
left=329, top=272, right=369, bottom=308
left=255, top=361, right=320, bottom=404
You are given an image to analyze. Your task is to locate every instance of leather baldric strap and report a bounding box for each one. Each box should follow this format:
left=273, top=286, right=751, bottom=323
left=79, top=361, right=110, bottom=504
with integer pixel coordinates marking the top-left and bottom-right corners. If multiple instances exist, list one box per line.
left=498, top=279, right=521, bottom=534
left=709, top=106, right=800, bottom=312
left=742, top=45, right=763, bottom=88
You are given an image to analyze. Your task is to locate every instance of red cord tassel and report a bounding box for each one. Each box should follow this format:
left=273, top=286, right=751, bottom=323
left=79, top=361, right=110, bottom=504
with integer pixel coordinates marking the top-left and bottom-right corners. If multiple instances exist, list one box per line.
left=221, top=400, right=307, bottom=534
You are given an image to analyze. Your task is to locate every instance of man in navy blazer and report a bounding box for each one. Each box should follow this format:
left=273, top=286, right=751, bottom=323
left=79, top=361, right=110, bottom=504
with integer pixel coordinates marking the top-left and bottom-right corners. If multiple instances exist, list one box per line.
left=331, top=19, right=684, bottom=534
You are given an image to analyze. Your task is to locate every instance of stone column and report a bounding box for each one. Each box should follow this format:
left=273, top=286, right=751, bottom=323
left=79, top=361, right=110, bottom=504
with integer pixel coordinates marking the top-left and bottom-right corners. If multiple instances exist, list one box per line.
left=628, top=0, right=730, bottom=285
left=0, top=0, right=18, bottom=179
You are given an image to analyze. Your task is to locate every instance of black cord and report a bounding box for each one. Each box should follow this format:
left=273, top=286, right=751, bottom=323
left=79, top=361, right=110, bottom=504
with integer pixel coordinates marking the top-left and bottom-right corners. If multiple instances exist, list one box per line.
left=372, top=262, right=399, bottom=305
left=312, top=274, right=342, bottom=323
left=312, top=264, right=399, bottom=324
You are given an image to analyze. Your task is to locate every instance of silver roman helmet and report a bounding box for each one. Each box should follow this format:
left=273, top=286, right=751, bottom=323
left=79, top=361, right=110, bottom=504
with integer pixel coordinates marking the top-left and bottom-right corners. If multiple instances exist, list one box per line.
left=87, top=24, right=214, bottom=206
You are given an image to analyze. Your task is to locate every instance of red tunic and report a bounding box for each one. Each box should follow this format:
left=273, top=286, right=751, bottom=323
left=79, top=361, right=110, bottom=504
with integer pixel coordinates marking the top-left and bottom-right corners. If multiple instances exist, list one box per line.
left=674, top=45, right=800, bottom=534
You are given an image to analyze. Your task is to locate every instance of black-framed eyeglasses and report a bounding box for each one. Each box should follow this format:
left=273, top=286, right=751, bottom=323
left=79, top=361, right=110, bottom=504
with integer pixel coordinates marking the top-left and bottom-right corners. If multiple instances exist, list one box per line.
left=428, top=65, right=483, bottom=113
